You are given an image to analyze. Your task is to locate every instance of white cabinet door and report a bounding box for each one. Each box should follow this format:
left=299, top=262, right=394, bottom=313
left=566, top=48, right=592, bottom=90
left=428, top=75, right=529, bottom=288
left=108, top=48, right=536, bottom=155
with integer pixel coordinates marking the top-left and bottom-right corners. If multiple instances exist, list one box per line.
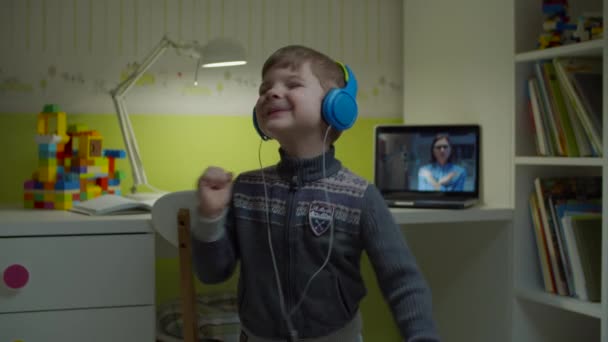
left=0, top=234, right=154, bottom=313
left=0, top=306, right=155, bottom=342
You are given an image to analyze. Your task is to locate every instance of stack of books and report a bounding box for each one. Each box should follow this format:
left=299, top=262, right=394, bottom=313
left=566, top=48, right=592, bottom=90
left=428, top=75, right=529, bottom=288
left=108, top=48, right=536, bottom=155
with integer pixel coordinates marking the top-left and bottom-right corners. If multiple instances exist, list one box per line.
left=526, top=57, right=602, bottom=157
left=529, top=176, right=602, bottom=302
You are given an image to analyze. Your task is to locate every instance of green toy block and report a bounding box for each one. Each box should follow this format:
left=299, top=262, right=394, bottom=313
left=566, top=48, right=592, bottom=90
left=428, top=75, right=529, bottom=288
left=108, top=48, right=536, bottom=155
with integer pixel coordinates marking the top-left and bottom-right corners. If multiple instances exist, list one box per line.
left=43, top=104, right=60, bottom=113
left=114, top=170, right=126, bottom=180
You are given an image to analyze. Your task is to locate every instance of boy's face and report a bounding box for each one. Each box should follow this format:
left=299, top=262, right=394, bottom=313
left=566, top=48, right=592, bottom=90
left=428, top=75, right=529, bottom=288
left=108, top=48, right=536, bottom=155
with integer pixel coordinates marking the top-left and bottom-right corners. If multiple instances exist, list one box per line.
left=255, top=61, right=326, bottom=143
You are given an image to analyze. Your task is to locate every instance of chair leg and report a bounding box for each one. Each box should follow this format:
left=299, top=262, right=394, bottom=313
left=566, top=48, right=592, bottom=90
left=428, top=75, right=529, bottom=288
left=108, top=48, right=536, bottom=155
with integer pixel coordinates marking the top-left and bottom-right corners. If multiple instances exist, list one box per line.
left=177, top=208, right=199, bottom=342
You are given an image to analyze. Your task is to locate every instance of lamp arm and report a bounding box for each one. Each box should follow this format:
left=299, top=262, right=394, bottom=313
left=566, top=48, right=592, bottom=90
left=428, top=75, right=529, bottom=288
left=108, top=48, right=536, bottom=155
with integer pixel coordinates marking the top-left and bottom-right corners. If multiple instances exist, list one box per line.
left=109, top=35, right=181, bottom=194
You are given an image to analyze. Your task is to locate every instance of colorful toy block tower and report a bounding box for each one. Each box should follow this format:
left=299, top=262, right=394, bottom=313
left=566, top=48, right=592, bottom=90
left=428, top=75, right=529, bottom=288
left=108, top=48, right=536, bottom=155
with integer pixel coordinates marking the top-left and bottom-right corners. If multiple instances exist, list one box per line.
left=23, top=104, right=127, bottom=210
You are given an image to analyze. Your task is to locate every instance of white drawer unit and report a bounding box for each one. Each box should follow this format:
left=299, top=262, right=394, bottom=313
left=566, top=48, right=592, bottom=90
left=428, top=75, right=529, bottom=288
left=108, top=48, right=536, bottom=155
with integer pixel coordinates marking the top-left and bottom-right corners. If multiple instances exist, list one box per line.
left=0, top=208, right=156, bottom=341
left=0, top=306, right=155, bottom=341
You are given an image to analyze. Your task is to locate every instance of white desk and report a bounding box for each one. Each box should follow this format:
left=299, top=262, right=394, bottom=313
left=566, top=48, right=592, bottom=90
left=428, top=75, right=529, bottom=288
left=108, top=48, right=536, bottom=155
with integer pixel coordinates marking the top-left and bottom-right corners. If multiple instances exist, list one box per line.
left=0, top=205, right=513, bottom=342
left=0, top=208, right=155, bottom=342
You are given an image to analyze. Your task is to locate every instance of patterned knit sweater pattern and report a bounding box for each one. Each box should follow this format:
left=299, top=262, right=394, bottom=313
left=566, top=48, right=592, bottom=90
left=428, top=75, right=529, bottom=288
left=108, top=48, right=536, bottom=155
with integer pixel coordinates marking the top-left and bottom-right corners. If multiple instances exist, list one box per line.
left=191, top=147, right=440, bottom=341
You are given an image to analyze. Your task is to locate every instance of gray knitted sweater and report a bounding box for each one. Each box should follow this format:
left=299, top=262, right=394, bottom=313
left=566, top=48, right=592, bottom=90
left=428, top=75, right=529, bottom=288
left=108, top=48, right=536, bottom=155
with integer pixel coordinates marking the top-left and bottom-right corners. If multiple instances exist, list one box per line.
left=191, top=147, right=440, bottom=341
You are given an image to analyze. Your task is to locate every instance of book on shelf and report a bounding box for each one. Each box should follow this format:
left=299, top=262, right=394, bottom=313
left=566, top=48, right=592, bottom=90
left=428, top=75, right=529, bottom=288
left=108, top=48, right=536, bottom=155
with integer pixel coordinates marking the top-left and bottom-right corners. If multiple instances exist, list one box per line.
left=562, top=213, right=601, bottom=302
left=529, top=176, right=602, bottom=301
left=69, top=195, right=155, bottom=216
left=526, top=57, right=602, bottom=157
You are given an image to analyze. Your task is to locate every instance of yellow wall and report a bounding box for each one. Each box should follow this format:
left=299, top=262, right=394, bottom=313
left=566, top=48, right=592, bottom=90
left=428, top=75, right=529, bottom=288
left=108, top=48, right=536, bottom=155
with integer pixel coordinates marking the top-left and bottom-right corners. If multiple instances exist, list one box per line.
left=0, top=112, right=402, bottom=341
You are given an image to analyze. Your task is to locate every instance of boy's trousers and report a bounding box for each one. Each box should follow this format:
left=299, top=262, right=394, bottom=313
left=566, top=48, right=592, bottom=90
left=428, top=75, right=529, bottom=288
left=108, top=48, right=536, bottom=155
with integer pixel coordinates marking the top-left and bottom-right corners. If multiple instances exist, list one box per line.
left=240, top=310, right=363, bottom=342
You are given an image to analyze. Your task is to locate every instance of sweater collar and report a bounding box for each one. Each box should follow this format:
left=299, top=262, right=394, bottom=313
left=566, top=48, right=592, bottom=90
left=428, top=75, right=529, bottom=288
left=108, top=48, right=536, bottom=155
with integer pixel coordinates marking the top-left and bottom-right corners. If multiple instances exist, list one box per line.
left=276, top=146, right=341, bottom=185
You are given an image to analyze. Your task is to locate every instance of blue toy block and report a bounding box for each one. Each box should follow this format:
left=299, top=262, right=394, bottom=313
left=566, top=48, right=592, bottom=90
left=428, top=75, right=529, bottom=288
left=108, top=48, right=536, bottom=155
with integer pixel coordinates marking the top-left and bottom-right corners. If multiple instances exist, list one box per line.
left=71, top=166, right=87, bottom=174
left=66, top=173, right=80, bottom=182
left=108, top=178, right=120, bottom=186
left=103, top=149, right=126, bottom=158
left=542, top=4, right=567, bottom=16
left=54, top=181, right=80, bottom=190
left=39, top=150, right=56, bottom=159
left=39, top=144, right=57, bottom=152
left=34, top=181, right=44, bottom=190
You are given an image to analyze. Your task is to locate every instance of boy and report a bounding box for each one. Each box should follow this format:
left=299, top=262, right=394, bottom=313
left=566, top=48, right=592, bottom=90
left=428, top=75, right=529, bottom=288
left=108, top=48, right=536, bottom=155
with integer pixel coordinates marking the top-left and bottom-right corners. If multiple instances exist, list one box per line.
left=193, top=45, right=440, bottom=342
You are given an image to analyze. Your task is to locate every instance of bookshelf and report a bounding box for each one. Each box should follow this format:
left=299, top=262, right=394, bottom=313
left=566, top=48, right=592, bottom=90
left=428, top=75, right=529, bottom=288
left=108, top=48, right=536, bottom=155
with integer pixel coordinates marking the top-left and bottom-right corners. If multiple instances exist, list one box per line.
left=513, top=0, right=606, bottom=341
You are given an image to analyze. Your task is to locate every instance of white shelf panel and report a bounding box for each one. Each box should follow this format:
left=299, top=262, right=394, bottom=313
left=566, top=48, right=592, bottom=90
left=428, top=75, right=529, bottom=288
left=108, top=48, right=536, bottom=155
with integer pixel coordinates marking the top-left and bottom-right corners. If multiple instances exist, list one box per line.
left=515, top=40, right=604, bottom=62
left=516, top=288, right=602, bottom=319
left=391, top=205, right=513, bottom=224
left=515, top=156, right=605, bottom=166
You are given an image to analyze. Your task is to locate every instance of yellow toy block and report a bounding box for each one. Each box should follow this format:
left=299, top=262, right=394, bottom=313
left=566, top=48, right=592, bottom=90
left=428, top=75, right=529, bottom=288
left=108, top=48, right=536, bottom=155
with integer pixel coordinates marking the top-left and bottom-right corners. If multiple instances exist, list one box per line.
left=37, top=112, right=69, bottom=143
left=68, top=124, right=89, bottom=134
left=39, top=158, right=57, bottom=167
left=54, top=201, right=73, bottom=210
left=43, top=192, right=55, bottom=202
left=55, top=192, right=72, bottom=201
left=38, top=167, right=57, bottom=182
left=79, top=172, right=96, bottom=179
left=78, top=135, right=103, bottom=159
left=37, top=113, right=48, bottom=135
left=92, top=157, right=108, bottom=166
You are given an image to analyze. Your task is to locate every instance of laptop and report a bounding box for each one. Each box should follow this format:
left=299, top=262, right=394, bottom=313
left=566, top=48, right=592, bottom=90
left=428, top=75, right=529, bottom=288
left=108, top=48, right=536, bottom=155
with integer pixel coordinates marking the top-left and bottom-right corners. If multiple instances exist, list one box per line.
left=374, top=124, right=480, bottom=209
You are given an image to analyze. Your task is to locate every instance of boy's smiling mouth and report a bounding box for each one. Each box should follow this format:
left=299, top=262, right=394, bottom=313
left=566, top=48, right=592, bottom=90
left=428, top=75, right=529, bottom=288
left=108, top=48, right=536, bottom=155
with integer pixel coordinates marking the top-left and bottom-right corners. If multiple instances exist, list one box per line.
left=265, top=103, right=292, bottom=117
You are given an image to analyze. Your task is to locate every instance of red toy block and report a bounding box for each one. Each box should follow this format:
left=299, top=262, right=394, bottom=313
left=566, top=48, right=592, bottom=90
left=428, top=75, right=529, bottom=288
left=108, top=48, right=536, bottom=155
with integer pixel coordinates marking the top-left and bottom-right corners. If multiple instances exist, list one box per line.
left=108, top=157, right=116, bottom=175
left=97, top=177, right=109, bottom=191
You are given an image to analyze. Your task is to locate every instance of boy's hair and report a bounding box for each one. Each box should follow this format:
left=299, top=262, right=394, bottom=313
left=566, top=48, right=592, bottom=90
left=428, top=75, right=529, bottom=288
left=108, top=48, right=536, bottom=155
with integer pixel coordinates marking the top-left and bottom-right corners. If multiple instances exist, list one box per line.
left=262, top=45, right=347, bottom=142
left=262, top=45, right=346, bottom=92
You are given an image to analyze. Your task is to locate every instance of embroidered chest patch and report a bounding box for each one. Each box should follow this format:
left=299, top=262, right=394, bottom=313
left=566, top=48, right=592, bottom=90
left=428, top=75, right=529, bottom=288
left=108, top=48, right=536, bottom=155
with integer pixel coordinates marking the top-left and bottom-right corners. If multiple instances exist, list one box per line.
left=308, top=201, right=334, bottom=237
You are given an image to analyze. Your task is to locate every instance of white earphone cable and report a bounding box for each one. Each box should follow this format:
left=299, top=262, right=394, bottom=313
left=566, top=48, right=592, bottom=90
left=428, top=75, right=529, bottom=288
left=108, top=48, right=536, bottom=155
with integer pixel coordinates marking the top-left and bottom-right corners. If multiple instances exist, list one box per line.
left=257, top=126, right=335, bottom=340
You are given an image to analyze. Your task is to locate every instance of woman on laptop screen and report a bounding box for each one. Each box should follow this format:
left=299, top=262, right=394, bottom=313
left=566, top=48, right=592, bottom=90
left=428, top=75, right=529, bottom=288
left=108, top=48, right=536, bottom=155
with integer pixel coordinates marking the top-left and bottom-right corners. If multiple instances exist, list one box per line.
left=417, top=134, right=466, bottom=191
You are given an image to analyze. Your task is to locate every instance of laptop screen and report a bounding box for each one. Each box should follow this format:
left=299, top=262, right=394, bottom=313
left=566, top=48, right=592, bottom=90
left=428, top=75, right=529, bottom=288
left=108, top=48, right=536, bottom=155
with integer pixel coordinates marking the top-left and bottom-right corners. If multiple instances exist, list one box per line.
left=374, top=125, right=480, bottom=198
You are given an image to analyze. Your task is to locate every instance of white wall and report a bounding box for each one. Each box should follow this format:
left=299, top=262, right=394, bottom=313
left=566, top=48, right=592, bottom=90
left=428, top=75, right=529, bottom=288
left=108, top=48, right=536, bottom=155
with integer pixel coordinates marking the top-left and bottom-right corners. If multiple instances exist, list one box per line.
left=402, top=0, right=514, bottom=208
left=0, top=0, right=403, bottom=118
left=402, top=1, right=515, bottom=341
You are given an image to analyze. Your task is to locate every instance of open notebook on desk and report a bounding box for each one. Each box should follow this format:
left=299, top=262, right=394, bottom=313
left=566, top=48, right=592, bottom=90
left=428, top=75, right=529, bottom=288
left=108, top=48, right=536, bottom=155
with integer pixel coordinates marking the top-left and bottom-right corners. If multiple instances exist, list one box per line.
left=70, top=195, right=156, bottom=215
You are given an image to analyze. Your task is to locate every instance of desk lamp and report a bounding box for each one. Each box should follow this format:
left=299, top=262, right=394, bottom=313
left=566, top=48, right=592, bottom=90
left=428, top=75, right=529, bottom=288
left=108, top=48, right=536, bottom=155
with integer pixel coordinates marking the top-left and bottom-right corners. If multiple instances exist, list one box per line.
left=110, top=35, right=246, bottom=201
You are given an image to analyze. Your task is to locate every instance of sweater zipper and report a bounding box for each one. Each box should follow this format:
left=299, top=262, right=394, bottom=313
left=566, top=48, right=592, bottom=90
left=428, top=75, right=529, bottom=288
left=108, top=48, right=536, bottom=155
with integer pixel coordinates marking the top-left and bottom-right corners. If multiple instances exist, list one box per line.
left=285, top=176, right=298, bottom=319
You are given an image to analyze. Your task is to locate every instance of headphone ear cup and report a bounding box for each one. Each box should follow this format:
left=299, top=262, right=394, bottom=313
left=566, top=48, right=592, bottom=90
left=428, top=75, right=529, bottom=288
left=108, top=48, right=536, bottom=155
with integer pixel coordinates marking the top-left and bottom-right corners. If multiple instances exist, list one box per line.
left=252, top=108, right=271, bottom=140
left=322, top=88, right=358, bottom=131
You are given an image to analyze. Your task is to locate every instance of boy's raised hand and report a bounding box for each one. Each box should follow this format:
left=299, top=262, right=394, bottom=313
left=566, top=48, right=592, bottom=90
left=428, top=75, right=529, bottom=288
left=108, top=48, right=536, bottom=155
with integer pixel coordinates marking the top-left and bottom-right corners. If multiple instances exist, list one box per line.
left=197, top=166, right=234, bottom=219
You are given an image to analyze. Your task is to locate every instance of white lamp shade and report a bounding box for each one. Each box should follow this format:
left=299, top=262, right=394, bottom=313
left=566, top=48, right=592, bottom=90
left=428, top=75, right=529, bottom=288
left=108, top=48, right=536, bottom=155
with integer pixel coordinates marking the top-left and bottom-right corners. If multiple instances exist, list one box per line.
left=201, top=37, right=247, bottom=68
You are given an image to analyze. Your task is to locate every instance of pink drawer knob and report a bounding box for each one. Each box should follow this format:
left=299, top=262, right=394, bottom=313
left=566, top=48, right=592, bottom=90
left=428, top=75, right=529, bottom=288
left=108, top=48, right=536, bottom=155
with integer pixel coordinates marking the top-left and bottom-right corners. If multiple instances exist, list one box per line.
left=3, top=264, right=29, bottom=289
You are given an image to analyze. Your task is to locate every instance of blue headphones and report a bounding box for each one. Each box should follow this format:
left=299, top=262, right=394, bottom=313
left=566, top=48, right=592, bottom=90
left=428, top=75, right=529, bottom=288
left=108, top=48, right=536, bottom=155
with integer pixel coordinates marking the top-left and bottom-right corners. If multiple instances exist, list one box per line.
left=253, top=63, right=358, bottom=140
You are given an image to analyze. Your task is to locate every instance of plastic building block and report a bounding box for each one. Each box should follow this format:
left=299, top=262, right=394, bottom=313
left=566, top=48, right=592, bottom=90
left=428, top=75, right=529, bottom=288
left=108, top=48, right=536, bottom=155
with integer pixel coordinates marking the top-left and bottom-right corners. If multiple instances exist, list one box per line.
left=104, top=149, right=127, bottom=158
left=43, top=104, right=60, bottom=113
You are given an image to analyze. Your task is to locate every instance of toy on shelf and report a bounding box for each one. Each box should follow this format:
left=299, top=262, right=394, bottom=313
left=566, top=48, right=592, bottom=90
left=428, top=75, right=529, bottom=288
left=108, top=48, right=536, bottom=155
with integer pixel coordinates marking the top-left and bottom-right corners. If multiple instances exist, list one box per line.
left=538, top=0, right=577, bottom=49
left=23, top=104, right=127, bottom=210
left=573, top=13, right=604, bottom=42
left=537, top=0, right=604, bottom=49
